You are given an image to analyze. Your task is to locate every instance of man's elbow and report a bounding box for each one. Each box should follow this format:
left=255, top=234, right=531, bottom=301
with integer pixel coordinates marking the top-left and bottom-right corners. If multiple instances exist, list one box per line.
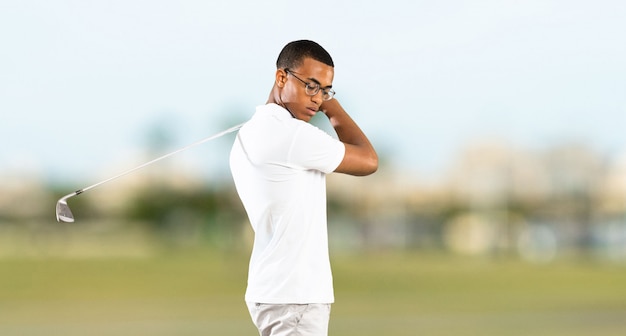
left=357, top=153, right=378, bottom=176
left=335, top=147, right=379, bottom=176
left=366, top=153, right=379, bottom=175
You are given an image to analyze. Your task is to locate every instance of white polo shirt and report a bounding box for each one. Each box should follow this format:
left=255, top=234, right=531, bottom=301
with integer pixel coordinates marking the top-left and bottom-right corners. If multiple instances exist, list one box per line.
left=230, top=103, right=345, bottom=304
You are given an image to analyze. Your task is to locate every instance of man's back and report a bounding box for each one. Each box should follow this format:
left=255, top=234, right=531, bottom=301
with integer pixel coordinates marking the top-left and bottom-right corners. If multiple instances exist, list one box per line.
left=230, top=103, right=344, bottom=304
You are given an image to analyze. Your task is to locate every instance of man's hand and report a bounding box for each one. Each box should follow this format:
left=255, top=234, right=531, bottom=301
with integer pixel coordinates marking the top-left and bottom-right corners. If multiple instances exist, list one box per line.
left=319, top=98, right=340, bottom=115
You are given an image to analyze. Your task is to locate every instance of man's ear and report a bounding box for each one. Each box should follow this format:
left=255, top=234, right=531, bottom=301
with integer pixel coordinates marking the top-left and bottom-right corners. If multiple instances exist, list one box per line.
left=276, top=69, right=287, bottom=88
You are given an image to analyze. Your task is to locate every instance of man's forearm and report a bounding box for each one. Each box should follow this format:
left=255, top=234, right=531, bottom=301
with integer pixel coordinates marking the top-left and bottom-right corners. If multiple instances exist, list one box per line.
left=321, top=99, right=378, bottom=175
left=322, top=99, right=370, bottom=147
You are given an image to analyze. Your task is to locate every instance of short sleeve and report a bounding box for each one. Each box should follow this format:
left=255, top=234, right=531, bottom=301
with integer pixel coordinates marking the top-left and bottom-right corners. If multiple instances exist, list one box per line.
left=287, top=123, right=345, bottom=173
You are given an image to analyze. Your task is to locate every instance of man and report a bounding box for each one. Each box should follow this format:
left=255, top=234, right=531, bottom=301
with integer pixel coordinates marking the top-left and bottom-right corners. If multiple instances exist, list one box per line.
left=230, top=40, right=378, bottom=336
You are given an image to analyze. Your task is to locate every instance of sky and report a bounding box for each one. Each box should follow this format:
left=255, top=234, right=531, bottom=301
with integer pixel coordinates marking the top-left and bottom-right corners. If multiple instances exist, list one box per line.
left=1, top=0, right=625, bottom=185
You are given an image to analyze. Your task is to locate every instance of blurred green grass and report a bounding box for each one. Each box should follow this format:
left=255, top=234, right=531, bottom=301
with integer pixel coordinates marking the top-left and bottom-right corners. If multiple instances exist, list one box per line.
left=1, top=251, right=625, bottom=336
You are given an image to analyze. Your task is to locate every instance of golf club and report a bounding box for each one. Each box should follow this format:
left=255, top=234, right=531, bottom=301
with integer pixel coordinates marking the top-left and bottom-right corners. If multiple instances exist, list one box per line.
left=55, top=122, right=245, bottom=223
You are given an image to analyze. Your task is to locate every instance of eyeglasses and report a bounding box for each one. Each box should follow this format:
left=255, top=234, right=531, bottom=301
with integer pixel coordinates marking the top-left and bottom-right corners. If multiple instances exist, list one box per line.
left=285, top=69, right=335, bottom=101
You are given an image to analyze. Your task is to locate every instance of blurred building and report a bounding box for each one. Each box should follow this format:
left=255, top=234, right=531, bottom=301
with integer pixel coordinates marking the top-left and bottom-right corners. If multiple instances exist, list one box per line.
left=327, top=139, right=626, bottom=263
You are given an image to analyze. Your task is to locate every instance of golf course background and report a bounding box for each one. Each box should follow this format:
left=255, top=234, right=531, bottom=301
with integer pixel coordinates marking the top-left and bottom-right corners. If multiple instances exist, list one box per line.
left=2, top=248, right=625, bottom=336
left=2, top=165, right=626, bottom=335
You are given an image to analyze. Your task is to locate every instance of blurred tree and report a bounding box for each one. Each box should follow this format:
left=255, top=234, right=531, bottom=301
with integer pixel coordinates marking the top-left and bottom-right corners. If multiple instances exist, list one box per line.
left=125, top=184, right=246, bottom=247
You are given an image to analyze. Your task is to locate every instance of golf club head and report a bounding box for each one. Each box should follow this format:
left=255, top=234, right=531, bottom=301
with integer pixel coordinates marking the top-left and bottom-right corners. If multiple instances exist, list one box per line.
left=56, top=199, right=75, bottom=223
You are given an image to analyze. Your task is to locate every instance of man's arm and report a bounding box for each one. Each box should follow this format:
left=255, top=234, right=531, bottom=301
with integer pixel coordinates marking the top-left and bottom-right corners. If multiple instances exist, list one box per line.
left=320, top=99, right=378, bottom=176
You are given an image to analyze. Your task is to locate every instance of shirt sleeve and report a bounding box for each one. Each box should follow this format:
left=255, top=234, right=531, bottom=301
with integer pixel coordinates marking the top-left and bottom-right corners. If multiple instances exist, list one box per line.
left=287, top=123, right=345, bottom=174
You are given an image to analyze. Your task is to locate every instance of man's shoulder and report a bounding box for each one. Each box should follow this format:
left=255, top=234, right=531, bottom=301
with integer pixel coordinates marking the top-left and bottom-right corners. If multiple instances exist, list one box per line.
left=247, top=104, right=306, bottom=132
left=255, top=103, right=290, bottom=118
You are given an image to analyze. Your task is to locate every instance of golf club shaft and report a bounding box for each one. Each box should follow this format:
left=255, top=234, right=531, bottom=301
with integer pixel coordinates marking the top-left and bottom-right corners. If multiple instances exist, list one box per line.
left=70, top=122, right=245, bottom=198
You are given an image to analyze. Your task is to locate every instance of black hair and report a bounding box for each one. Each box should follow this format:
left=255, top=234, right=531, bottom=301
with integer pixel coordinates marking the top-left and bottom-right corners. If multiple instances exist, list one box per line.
left=276, top=40, right=334, bottom=70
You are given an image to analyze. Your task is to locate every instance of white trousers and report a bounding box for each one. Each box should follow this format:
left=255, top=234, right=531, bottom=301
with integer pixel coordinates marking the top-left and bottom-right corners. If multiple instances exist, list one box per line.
left=246, top=302, right=331, bottom=336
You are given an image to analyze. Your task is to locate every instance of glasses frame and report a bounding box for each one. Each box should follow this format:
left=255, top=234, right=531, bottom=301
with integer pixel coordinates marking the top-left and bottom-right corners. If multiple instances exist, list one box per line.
left=285, top=69, right=335, bottom=101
